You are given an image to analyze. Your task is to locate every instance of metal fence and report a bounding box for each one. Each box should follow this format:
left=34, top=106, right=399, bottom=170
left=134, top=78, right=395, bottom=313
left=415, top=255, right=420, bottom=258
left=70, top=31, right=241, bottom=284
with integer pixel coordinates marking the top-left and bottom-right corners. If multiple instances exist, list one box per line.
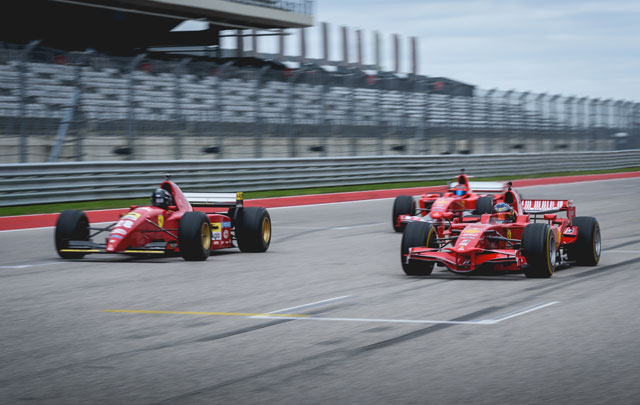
left=0, top=44, right=639, bottom=163
left=1, top=150, right=639, bottom=206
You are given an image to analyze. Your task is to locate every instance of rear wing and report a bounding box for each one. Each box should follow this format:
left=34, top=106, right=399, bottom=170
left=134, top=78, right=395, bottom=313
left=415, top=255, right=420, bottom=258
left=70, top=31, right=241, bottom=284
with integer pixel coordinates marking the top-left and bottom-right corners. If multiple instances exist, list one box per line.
left=183, top=192, right=244, bottom=208
left=449, top=181, right=507, bottom=194
left=521, top=199, right=575, bottom=217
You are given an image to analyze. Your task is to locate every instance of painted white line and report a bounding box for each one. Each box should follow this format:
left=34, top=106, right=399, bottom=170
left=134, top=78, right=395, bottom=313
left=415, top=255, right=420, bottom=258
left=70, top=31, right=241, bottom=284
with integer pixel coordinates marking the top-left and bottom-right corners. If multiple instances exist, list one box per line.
left=251, top=315, right=492, bottom=325
left=263, top=295, right=355, bottom=315
left=487, top=301, right=558, bottom=324
left=603, top=250, right=640, bottom=253
left=0, top=262, right=59, bottom=269
left=333, top=222, right=385, bottom=230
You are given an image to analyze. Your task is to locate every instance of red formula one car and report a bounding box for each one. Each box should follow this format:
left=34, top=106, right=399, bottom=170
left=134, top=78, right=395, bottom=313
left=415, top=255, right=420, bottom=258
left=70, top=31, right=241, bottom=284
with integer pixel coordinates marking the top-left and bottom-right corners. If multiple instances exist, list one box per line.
left=55, top=178, right=271, bottom=261
left=401, top=186, right=601, bottom=278
left=392, top=171, right=508, bottom=232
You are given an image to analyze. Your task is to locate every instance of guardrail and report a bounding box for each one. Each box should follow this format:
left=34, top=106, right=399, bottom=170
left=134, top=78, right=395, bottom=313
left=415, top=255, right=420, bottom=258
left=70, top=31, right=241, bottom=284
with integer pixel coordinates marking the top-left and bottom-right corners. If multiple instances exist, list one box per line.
left=1, top=150, right=639, bottom=207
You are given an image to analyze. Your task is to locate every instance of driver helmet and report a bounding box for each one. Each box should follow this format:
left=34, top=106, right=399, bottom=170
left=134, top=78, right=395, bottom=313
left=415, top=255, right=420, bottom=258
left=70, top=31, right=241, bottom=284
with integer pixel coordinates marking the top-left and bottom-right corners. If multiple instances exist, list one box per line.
left=150, top=188, right=172, bottom=210
left=452, top=186, right=468, bottom=197
left=493, top=202, right=515, bottom=223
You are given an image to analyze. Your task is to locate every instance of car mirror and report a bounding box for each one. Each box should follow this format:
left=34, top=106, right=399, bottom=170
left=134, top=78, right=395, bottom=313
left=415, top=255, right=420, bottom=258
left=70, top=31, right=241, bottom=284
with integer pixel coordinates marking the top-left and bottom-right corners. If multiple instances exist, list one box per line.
left=129, top=205, right=138, bottom=210
left=168, top=205, right=177, bottom=211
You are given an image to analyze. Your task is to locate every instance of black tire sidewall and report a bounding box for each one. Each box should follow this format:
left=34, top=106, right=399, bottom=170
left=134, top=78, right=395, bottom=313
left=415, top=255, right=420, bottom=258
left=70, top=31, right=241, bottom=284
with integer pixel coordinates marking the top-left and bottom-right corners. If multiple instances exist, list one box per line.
left=401, top=221, right=436, bottom=276
left=568, top=216, right=600, bottom=266
left=179, top=211, right=211, bottom=261
left=522, top=223, right=554, bottom=278
left=236, top=207, right=271, bottom=252
left=392, top=195, right=415, bottom=232
left=55, top=210, right=89, bottom=259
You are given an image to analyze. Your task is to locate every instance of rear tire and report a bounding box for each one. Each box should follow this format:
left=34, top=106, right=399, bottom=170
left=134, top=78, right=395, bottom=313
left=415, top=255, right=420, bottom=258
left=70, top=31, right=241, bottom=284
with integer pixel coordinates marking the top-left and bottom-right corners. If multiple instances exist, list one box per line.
left=474, top=196, right=494, bottom=215
left=392, top=195, right=415, bottom=232
left=401, top=221, right=437, bottom=276
left=55, top=210, right=90, bottom=259
left=522, top=223, right=556, bottom=278
left=236, top=207, right=271, bottom=252
left=179, top=212, right=212, bottom=261
left=567, top=216, right=601, bottom=266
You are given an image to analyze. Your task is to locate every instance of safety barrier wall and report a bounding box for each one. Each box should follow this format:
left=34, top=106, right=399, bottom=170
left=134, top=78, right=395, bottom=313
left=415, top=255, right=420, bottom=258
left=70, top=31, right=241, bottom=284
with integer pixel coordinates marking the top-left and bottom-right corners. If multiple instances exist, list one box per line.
left=1, top=150, right=638, bottom=206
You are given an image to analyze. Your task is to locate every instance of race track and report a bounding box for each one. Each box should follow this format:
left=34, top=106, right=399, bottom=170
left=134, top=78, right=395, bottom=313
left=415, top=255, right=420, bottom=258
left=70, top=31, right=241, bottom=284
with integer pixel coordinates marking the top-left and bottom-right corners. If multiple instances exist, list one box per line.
left=1, top=178, right=639, bottom=404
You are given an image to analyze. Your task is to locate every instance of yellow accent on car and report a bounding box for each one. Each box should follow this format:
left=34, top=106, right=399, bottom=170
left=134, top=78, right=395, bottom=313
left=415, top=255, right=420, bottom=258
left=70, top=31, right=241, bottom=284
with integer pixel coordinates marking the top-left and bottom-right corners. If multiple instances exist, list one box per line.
left=158, top=214, right=164, bottom=228
left=236, top=192, right=244, bottom=201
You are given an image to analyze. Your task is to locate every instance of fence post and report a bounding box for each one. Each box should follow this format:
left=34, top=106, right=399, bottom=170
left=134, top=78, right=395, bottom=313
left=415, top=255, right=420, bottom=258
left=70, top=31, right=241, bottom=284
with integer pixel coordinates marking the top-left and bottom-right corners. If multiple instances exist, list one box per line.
left=415, top=77, right=426, bottom=154
left=126, top=53, right=146, bottom=160
left=173, top=58, right=190, bottom=160
left=18, top=40, right=40, bottom=163
left=254, top=65, right=271, bottom=158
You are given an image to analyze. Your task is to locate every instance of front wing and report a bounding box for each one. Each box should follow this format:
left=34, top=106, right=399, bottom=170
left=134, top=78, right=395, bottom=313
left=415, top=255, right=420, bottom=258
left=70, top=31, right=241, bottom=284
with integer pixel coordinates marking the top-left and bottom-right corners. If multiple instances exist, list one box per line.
left=59, top=240, right=174, bottom=255
left=407, top=246, right=525, bottom=273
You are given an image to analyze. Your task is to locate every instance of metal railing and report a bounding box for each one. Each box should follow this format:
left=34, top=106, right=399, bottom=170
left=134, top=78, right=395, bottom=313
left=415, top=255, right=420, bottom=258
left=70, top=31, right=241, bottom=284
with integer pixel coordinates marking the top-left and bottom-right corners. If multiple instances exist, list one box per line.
left=1, top=150, right=638, bottom=206
left=227, top=0, right=314, bottom=14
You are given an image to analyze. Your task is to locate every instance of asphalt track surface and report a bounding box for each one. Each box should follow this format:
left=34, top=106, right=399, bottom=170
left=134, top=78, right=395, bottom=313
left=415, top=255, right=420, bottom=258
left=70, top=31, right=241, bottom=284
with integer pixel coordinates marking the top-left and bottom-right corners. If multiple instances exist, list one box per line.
left=1, top=178, right=639, bottom=404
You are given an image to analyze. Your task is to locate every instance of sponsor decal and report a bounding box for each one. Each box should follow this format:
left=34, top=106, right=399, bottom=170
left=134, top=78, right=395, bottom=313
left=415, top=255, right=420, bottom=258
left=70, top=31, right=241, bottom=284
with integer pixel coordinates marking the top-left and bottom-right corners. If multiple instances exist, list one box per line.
left=158, top=214, right=164, bottom=228
left=222, top=221, right=231, bottom=228
left=121, top=212, right=141, bottom=221
left=212, top=223, right=221, bottom=231
left=110, top=234, right=123, bottom=240
left=140, top=207, right=153, bottom=212
left=522, top=200, right=565, bottom=210
left=112, top=228, right=127, bottom=235
left=121, top=220, right=134, bottom=229
left=462, top=228, right=481, bottom=235
left=506, top=229, right=512, bottom=239
left=223, top=229, right=229, bottom=239
left=460, top=200, right=466, bottom=209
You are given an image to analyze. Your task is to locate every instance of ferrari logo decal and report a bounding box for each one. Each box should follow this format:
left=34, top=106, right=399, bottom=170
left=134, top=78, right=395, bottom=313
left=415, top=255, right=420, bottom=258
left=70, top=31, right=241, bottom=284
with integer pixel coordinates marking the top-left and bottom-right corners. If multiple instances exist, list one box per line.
left=506, top=229, right=512, bottom=239
left=158, top=215, right=164, bottom=228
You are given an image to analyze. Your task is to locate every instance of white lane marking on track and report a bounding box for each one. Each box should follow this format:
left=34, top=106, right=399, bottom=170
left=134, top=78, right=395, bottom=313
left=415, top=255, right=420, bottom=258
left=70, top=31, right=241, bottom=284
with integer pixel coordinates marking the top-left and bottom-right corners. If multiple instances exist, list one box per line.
left=262, top=295, right=355, bottom=315
left=250, top=316, right=492, bottom=325
left=252, top=301, right=558, bottom=325
left=603, top=250, right=640, bottom=253
left=278, top=223, right=385, bottom=231
left=485, top=302, right=558, bottom=324
left=0, top=262, right=59, bottom=269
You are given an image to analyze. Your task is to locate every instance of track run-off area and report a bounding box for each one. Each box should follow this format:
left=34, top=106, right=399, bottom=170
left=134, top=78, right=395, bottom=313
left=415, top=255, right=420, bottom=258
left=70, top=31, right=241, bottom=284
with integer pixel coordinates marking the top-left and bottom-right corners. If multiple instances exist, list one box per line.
left=1, top=174, right=640, bottom=403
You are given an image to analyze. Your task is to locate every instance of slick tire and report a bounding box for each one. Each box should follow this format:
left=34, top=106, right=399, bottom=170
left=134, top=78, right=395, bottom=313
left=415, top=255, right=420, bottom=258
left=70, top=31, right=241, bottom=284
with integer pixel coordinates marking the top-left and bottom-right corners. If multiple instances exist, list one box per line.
left=567, top=216, right=601, bottom=266
left=55, top=210, right=90, bottom=259
left=236, top=207, right=271, bottom=253
left=474, top=196, right=494, bottom=215
left=401, top=221, right=437, bottom=276
left=522, top=223, right=556, bottom=278
left=179, top=211, right=212, bottom=261
left=392, top=195, right=415, bottom=232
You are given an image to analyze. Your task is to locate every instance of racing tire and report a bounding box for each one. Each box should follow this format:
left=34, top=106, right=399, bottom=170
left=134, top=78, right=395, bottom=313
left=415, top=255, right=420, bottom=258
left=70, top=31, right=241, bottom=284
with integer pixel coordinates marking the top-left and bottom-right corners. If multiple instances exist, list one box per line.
left=474, top=196, right=494, bottom=215
left=178, top=211, right=212, bottom=261
left=392, top=195, right=415, bottom=232
left=236, top=207, right=271, bottom=252
left=401, top=221, right=437, bottom=276
left=522, top=223, right=556, bottom=278
left=567, top=216, right=601, bottom=266
left=55, top=210, right=90, bottom=259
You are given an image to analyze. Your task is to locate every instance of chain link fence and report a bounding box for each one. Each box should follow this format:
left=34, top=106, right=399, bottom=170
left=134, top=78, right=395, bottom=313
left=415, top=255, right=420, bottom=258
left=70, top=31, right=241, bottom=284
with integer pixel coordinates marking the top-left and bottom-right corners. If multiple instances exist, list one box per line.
left=0, top=43, right=638, bottom=163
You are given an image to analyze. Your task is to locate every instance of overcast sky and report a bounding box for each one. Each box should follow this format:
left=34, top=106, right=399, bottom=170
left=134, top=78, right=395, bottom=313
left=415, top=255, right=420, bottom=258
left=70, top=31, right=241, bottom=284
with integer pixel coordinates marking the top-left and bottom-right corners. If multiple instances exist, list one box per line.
left=224, top=0, right=639, bottom=102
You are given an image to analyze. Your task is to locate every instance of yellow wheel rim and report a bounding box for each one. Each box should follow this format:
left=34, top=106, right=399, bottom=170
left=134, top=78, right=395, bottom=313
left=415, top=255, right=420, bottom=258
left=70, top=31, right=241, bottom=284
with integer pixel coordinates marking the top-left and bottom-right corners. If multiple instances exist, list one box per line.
left=262, top=216, right=271, bottom=244
left=201, top=222, right=212, bottom=250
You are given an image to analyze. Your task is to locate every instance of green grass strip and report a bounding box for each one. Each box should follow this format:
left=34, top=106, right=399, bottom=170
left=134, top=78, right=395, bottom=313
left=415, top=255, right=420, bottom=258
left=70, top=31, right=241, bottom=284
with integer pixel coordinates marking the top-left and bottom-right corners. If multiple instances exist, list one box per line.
left=2, top=166, right=638, bottom=217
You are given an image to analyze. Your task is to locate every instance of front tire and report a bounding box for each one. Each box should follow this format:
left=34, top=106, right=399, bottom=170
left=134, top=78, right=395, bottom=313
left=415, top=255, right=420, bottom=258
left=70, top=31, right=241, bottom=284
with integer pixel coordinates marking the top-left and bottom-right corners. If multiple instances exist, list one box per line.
left=179, top=212, right=212, bottom=261
left=236, top=207, right=271, bottom=252
left=55, top=210, right=90, bottom=259
left=401, top=221, right=438, bottom=276
left=522, top=223, right=556, bottom=278
left=392, top=195, right=415, bottom=232
left=567, top=216, right=601, bottom=266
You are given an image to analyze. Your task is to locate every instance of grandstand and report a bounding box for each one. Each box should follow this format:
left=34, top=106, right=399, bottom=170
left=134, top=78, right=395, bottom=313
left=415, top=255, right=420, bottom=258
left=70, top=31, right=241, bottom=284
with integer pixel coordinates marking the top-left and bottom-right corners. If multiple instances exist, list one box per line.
left=0, top=0, right=638, bottom=162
